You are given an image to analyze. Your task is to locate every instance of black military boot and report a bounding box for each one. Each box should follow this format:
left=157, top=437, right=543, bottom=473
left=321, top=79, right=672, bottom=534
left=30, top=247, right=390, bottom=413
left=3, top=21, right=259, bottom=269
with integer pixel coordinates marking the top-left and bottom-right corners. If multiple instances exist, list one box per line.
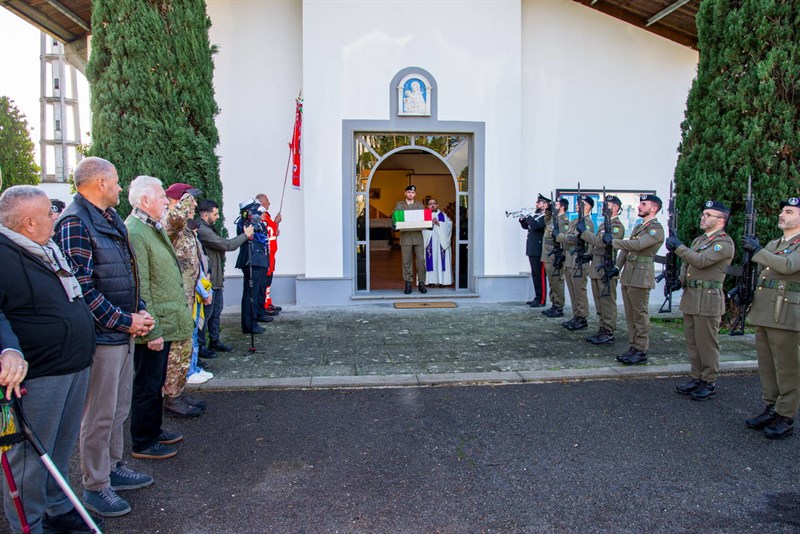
left=565, top=316, right=588, bottom=331
left=620, top=349, right=647, bottom=365
left=404, top=282, right=412, bottom=295
left=418, top=282, right=427, bottom=293
left=543, top=306, right=564, bottom=317
left=561, top=317, right=578, bottom=329
left=676, top=378, right=701, bottom=395
left=530, top=300, right=546, bottom=308
left=689, top=381, right=716, bottom=401
left=587, top=328, right=614, bottom=345
left=764, top=414, right=794, bottom=439
left=615, top=347, right=635, bottom=362
left=745, top=404, right=776, bottom=430
left=526, top=300, right=536, bottom=306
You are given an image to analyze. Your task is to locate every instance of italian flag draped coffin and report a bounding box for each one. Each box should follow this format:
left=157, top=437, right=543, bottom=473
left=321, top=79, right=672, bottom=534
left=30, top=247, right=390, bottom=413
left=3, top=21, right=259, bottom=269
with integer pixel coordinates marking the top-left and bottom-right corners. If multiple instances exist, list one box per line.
left=393, top=209, right=433, bottom=230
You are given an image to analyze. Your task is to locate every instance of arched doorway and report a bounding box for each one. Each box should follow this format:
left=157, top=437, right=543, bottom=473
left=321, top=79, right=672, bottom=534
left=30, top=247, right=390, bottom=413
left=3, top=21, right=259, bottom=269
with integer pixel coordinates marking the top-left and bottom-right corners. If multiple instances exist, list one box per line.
left=368, top=149, right=456, bottom=290
left=353, top=134, right=471, bottom=295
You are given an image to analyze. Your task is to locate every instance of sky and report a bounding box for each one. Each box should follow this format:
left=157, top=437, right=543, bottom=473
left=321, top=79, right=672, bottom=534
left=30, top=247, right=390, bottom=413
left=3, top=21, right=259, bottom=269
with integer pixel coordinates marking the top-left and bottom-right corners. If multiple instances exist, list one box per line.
left=0, top=8, right=92, bottom=168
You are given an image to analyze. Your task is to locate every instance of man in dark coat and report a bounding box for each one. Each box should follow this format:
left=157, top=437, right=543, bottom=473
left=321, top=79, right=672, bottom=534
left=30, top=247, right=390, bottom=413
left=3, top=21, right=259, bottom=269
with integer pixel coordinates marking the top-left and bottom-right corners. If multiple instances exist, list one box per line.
left=519, top=194, right=550, bottom=307
left=0, top=185, right=98, bottom=534
left=236, top=199, right=270, bottom=334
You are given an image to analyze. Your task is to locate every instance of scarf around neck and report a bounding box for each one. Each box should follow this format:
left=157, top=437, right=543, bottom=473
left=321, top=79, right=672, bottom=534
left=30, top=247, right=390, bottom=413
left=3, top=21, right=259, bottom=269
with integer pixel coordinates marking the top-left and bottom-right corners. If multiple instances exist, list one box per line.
left=0, top=222, right=83, bottom=302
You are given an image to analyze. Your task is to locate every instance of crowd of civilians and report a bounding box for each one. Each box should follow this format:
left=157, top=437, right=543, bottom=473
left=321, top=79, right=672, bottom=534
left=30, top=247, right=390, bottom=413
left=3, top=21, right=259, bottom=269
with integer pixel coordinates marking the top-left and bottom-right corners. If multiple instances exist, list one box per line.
left=0, top=156, right=280, bottom=533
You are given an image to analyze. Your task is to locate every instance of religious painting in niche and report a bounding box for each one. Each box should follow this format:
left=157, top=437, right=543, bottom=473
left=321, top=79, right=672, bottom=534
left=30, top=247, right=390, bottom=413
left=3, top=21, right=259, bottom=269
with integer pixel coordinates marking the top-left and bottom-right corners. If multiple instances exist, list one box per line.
left=397, top=74, right=432, bottom=117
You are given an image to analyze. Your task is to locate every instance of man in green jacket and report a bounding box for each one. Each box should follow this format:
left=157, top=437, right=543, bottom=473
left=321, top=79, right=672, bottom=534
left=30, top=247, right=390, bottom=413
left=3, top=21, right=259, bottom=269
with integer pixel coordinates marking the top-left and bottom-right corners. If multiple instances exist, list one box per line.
left=196, top=199, right=253, bottom=352
left=125, top=176, right=194, bottom=460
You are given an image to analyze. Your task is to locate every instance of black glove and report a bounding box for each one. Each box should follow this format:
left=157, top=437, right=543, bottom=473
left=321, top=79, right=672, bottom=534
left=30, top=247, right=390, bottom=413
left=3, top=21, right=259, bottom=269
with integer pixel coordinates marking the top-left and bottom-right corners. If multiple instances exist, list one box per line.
left=742, top=235, right=762, bottom=254
left=575, top=220, right=587, bottom=235
left=606, top=266, right=620, bottom=279
left=665, top=236, right=683, bottom=251
left=602, top=231, right=613, bottom=245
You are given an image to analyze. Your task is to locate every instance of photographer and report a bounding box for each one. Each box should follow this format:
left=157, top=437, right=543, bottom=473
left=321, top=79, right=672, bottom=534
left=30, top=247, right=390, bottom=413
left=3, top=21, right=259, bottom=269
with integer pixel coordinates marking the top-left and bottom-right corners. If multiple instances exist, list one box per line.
left=235, top=199, right=270, bottom=334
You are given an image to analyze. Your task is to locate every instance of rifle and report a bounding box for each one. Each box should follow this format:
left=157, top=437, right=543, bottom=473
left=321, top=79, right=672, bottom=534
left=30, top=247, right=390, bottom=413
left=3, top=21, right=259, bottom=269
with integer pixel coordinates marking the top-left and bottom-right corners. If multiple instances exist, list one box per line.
left=597, top=187, right=616, bottom=297
left=655, top=180, right=679, bottom=313
left=726, top=175, right=757, bottom=336
left=549, top=190, right=565, bottom=276
left=574, top=182, right=591, bottom=278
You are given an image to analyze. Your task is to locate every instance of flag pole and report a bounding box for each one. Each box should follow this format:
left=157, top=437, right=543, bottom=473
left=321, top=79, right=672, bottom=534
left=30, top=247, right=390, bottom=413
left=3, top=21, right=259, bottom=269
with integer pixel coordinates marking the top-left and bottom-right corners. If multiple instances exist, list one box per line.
left=278, top=91, right=302, bottom=216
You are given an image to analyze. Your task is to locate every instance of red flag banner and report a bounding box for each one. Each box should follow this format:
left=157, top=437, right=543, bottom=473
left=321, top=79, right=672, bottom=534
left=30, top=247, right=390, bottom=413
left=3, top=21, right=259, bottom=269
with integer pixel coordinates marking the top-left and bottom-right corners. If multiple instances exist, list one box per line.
left=290, top=98, right=303, bottom=189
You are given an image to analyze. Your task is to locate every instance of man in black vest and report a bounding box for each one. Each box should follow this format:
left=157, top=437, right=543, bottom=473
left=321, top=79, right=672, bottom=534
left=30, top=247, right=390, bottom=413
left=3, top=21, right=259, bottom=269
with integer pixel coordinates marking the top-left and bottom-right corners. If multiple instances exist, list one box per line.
left=0, top=185, right=98, bottom=534
left=56, top=157, right=157, bottom=518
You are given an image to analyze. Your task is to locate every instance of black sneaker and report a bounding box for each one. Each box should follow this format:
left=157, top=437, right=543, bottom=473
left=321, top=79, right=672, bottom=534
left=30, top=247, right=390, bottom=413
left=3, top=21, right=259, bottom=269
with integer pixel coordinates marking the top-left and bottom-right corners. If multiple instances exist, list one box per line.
left=43, top=507, right=105, bottom=534
left=565, top=317, right=588, bottom=331
left=676, top=378, right=702, bottom=395
left=764, top=414, right=794, bottom=439
left=132, top=442, right=178, bottom=460
left=689, top=381, right=716, bottom=401
left=746, top=404, right=776, bottom=430
left=209, top=340, right=233, bottom=352
left=198, top=347, right=217, bottom=359
left=587, top=329, right=614, bottom=345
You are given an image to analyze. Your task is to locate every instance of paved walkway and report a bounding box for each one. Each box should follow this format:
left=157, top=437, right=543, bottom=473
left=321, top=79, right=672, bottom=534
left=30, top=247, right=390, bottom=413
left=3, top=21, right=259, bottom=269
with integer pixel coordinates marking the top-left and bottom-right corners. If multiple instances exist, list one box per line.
left=194, top=299, right=757, bottom=390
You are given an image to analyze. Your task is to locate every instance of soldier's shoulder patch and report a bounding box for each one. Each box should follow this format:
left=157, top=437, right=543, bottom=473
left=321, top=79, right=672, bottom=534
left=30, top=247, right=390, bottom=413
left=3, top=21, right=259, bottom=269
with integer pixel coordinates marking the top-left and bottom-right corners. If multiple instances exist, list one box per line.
left=613, top=227, right=620, bottom=233
left=713, top=244, right=722, bottom=252
left=649, top=229, right=657, bottom=236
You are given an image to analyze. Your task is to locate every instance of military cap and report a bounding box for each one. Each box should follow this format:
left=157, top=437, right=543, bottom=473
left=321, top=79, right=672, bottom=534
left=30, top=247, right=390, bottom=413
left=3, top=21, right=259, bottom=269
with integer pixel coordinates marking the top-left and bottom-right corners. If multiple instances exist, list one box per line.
left=556, top=196, right=569, bottom=209
left=780, top=197, right=800, bottom=210
left=702, top=200, right=730, bottom=214
left=579, top=195, right=595, bottom=209
left=405, top=184, right=416, bottom=192
left=640, top=193, right=662, bottom=207
left=165, top=182, right=201, bottom=200
left=537, top=193, right=552, bottom=203
left=605, top=195, right=622, bottom=207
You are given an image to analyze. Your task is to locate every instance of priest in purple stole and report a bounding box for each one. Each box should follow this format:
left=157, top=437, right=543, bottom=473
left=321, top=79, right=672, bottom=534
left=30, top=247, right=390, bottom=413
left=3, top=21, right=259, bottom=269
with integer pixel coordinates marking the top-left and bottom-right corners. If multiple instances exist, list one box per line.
left=422, top=198, right=453, bottom=286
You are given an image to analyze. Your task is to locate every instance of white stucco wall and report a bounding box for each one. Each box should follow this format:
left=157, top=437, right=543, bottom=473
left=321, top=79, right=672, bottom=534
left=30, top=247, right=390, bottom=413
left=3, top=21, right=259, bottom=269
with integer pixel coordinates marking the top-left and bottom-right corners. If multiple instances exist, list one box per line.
left=519, top=0, right=698, bottom=270
left=207, top=0, right=303, bottom=278
left=302, top=0, right=523, bottom=278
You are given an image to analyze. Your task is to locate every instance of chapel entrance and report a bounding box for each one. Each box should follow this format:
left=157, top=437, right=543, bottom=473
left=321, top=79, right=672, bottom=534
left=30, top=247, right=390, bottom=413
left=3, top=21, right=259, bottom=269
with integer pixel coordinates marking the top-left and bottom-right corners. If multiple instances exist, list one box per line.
left=354, top=134, right=470, bottom=294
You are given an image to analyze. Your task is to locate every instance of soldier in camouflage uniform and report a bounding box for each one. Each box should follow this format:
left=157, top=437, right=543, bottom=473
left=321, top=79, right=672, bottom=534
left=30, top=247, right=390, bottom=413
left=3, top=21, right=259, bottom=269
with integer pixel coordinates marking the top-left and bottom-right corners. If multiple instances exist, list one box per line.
left=542, top=197, right=569, bottom=318
left=557, top=195, right=594, bottom=330
left=609, top=194, right=665, bottom=365
left=666, top=200, right=734, bottom=400
left=162, top=184, right=208, bottom=418
left=581, top=194, right=625, bottom=345
left=743, top=197, right=800, bottom=439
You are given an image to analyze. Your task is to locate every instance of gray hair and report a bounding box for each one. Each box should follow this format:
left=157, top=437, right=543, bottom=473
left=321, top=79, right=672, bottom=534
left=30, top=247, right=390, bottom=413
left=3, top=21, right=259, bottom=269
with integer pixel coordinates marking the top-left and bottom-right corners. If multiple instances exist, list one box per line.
left=0, top=185, right=48, bottom=229
left=128, top=175, right=163, bottom=208
left=73, top=156, right=117, bottom=188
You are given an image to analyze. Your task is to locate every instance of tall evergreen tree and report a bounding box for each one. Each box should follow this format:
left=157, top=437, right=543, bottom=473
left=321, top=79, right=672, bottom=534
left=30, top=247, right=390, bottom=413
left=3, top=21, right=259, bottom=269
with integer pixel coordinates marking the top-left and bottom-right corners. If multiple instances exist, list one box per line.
left=87, top=0, right=221, bottom=216
left=674, top=0, right=799, bottom=246
left=0, top=96, right=40, bottom=192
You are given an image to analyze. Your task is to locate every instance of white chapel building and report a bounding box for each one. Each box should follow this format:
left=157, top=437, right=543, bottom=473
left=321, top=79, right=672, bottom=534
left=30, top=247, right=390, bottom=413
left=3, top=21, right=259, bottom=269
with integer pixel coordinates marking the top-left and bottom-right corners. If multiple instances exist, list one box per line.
left=5, top=0, right=700, bottom=306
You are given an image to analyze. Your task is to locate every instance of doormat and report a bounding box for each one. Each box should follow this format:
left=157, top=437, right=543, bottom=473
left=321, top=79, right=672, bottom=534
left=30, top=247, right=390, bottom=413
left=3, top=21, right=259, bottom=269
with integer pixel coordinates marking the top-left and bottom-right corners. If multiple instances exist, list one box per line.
left=394, top=302, right=457, bottom=309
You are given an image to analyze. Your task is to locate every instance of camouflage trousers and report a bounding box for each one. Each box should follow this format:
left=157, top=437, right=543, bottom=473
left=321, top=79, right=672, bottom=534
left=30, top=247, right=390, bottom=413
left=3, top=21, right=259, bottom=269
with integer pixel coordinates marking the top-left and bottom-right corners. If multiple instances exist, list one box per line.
left=162, top=338, right=192, bottom=399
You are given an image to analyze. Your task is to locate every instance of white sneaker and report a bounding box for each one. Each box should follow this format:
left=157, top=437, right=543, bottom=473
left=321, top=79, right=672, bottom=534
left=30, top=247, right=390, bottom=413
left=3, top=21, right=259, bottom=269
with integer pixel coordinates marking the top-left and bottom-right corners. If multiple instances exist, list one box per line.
left=187, top=372, right=210, bottom=385
left=197, top=370, right=214, bottom=379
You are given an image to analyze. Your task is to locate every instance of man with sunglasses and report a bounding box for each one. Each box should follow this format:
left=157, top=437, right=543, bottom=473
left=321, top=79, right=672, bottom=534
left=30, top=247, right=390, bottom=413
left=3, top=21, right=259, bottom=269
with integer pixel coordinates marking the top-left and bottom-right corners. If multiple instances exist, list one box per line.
left=665, top=200, right=734, bottom=400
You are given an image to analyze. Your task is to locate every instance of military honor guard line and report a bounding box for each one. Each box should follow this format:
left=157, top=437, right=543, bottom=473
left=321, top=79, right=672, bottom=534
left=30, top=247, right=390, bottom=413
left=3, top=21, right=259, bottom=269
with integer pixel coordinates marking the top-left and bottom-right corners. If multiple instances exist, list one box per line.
left=516, top=185, right=800, bottom=440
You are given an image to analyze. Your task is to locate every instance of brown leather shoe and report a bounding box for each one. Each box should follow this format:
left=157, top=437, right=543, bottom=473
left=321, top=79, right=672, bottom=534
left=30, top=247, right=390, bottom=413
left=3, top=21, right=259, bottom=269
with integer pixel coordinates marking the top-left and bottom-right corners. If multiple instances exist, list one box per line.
left=164, top=396, right=202, bottom=418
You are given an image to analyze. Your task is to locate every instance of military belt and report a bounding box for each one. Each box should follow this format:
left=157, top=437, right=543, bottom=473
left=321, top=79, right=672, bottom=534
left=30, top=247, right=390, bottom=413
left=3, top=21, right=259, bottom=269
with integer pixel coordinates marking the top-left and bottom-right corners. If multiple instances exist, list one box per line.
left=686, top=280, right=723, bottom=289
left=625, top=255, right=654, bottom=264
left=758, top=279, right=800, bottom=293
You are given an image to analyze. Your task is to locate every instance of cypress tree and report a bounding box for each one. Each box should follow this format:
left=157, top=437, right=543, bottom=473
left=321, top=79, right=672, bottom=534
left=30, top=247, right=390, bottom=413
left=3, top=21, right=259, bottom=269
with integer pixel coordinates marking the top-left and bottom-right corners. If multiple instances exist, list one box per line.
left=87, top=0, right=221, bottom=216
left=675, top=0, right=799, bottom=246
left=0, top=96, right=40, bottom=192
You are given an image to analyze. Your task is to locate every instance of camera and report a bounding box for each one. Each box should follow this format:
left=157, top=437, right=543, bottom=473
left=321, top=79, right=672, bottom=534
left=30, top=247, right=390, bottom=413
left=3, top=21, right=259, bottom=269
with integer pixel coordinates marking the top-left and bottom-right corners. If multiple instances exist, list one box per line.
left=236, top=199, right=267, bottom=233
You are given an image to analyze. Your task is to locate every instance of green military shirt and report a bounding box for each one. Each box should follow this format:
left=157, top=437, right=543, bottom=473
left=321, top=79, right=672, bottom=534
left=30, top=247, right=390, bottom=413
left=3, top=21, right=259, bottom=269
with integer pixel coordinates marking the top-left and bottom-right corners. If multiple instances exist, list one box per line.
left=613, top=218, right=665, bottom=289
left=748, top=234, right=800, bottom=331
left=542, top=212, right=568, bottom=265
left=675, top=228, right=735, bottom=316
left=582, top=216, right=625, bottom=281
left=556, top=216, right=594, bottom=269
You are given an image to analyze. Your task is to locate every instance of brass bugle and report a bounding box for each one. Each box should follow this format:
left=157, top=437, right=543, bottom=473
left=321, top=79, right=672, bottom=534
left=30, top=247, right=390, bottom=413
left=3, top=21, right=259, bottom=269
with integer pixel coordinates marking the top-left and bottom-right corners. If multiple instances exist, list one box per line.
left=505, top=208, right=535, bottom=218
